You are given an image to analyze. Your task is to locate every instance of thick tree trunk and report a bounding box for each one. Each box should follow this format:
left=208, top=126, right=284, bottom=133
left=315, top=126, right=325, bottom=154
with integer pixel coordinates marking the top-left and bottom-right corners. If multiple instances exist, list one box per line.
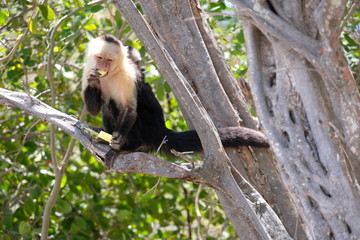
left=235, top=0, right=360, bottom=239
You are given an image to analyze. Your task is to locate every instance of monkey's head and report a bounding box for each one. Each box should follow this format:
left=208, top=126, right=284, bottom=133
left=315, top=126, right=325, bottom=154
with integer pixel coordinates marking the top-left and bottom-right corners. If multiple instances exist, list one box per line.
left=85, top=35, right=126, bottom=78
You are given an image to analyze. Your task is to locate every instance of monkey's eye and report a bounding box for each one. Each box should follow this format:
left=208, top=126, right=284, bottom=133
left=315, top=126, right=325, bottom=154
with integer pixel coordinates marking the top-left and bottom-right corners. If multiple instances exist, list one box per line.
left=107, top=59, right=113, bottom=62
left=96, top=56, right=103, bottom=60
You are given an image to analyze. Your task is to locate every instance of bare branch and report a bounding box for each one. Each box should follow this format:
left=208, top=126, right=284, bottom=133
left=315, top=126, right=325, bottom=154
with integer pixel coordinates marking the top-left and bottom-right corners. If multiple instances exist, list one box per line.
left=229, top=0, right=322, bottom=64
left=0, top=88, right=209, bottom=184
left=112, top=152, right=208, bottom=185
left=340, top=2, right=360, bottom=29
left=0, top=30, right=30, bottom=64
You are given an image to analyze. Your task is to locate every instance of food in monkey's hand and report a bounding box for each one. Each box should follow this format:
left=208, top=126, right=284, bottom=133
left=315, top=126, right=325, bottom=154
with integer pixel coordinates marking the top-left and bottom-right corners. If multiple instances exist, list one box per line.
left=97, top=70, right=108, bottom=77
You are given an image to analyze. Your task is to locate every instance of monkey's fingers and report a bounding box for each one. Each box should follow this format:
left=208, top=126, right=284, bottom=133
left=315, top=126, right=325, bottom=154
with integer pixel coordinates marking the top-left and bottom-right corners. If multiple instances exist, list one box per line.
left=87, top=73, right=101, bottom=87
left=90, top=69, right=101, bottom=77
left=110, top=132, right=125, bottom=151
left=111, top=139, right=122, bottom=151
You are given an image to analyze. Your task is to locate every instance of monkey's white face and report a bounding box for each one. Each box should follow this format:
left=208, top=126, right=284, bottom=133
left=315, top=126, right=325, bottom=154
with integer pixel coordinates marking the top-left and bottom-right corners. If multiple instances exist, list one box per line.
left=86, top=37, right=124, bottom=78
left=94, top=55, right=113, bottom=77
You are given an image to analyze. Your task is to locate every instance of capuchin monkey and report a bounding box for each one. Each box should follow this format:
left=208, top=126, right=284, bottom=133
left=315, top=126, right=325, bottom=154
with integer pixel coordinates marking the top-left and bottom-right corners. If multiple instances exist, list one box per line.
left=82, top=35, right=269, bottom=166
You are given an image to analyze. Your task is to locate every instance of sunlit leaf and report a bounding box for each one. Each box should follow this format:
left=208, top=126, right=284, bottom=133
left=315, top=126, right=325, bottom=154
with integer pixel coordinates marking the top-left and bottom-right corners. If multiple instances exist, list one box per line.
left=28, top=17, right=35, bottom=33
left=0, top=10, right=8, bottom=26
left=38, top=5, right=56, bottom=21
left=60, top=174, right=67, bottom=188
left=84, top=23, right=97, bottom=31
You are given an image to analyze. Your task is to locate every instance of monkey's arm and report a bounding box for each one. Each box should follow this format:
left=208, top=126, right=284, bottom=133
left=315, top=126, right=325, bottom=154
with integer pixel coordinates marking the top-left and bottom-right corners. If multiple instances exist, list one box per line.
left=83, top=70, right=102, bottom=116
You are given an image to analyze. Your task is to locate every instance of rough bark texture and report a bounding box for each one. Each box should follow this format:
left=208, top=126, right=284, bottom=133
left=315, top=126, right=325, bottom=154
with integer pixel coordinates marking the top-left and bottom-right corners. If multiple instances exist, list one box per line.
left=114, top=0, right=304, bottom=239
left=234, top=0, right=360, bottom=239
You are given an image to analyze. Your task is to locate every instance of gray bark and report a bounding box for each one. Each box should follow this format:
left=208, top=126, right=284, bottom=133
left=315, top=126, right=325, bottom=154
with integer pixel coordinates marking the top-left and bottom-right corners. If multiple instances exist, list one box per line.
left=233, top=0, right=360, bottom=239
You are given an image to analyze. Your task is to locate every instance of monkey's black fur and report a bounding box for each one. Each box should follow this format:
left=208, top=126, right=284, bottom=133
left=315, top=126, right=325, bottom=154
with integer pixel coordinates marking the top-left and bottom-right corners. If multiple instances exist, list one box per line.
left=82, top=36, right=269, bottom=164
left=85, top=74, right=269, bottom=155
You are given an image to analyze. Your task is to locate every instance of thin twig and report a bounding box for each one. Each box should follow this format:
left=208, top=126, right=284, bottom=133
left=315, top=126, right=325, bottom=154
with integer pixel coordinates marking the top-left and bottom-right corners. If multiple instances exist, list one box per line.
left=142, top=177, right=161, bottom=197
left=13, top=119, right=42, bottom=162
left=170, top=149, right=195, bottom=169
left=155, top=135, right=168, bottom=156
left=35, top=89, right=51, bottom=99
left=340, top=3, right=359, bottom=29
left=0, top=30, right=29, bottom=64
left=195, top=185, right=204, bottom=240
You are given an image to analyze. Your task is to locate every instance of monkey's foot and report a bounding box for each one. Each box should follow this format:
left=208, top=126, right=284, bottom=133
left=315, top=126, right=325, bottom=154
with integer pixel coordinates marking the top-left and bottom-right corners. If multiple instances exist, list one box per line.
left=104, top=149, right=117, bottom=169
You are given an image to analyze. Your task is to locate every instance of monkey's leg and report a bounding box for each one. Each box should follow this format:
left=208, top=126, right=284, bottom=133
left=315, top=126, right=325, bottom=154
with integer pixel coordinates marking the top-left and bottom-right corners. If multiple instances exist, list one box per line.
left=111, top=107, right=137, bottom=150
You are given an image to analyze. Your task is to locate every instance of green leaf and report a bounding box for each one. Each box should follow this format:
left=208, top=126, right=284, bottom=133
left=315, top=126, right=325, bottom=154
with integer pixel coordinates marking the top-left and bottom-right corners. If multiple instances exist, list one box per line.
left=74, top=216, right=88, bottom=230
left=3, top=205, right=12, bottom=229
left=19, top=221, right=31, bottom=234
left=0, top=10, right=8, bottom=26
left=28, top=18, right=36, bottom=33
left=115, top=209, right=133, bottom=221
left=71, top=16, right=82, bottom=32
left=38, top=5, right=56, bottom=21
left=343, top=33, right=357, bottom=47
left=23, top=198, right=35, bottom=217
left=236, top=29, right=245, bottom=44
left=56, top=199, right=72, bottom=214
left=60, top=174, right=67, bottom=188
left=85, top=5, right=104, bottom=13
left=114, top=10, right=123, bottom=27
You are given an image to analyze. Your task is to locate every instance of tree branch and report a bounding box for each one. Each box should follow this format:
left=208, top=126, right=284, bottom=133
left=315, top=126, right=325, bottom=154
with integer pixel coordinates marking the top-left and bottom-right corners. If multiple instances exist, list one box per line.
left=0, top=88, right=209, bottom=184
left=0, top=30, right=30, bottom=64
left=230, top=0, right=322, bottom=65
left=112, top=152, right=209, bottom=185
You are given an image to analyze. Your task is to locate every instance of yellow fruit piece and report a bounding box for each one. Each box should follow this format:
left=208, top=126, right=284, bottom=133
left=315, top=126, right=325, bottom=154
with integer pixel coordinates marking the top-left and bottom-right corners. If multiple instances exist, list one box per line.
left=97, top=131, right=113, bottom=143
left=98, top=70, right=108, bottom=77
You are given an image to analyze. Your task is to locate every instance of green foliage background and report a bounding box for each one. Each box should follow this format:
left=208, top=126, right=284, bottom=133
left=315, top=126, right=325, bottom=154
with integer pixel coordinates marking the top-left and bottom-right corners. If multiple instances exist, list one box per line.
left=0, top=0, right=358, bottom=239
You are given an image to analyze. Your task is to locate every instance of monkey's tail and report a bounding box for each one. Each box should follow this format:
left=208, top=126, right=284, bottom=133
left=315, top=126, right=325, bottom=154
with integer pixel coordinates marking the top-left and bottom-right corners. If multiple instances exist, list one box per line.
left=164, top=130, right=202, bottom=153
left=218, top=127, right=269, bottom=148
left=163, top=126, right=269, bottom=153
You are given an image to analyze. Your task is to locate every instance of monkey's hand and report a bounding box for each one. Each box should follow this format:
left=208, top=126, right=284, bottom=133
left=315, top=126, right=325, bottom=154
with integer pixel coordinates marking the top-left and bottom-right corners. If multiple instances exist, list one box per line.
left=87, top=69, right=101, bottom=88
left=111, top=131, right=126, bottom=151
